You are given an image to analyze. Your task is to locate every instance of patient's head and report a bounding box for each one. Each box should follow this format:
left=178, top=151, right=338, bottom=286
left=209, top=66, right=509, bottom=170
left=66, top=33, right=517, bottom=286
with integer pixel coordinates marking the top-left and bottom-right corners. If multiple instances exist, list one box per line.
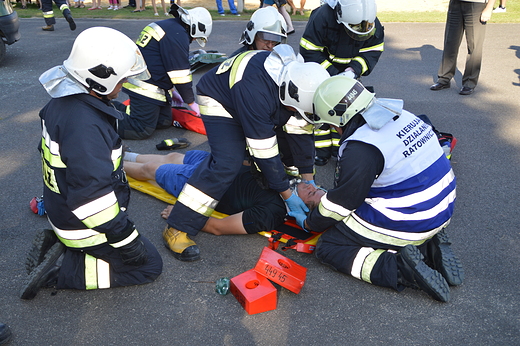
left=293, top=180, right=327, bottom=210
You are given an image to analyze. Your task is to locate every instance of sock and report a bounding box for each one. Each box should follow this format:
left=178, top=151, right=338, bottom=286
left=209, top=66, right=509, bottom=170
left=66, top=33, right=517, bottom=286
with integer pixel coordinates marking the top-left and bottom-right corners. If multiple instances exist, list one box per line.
left=124, top=152, right=139, bottom=162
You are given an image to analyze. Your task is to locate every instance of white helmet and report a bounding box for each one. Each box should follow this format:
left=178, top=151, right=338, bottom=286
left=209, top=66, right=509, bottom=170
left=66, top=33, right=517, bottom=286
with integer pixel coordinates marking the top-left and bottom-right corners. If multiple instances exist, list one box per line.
left=240, top=7, right=287, bottom=46
left=279, top=61, right=330, bottom=123
left=63, top=27, right=149, bottom=95
left=331, top=0, right=377, bottom=41
left=312, top=75, right=375, bottom=126
left=171, top=4, right=212, bottom=47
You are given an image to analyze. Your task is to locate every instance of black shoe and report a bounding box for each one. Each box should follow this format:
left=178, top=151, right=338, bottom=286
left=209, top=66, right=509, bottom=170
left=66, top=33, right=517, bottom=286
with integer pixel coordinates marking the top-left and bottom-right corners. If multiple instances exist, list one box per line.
left=156, top=138, right=190, bottom=150
left=0, top=323, right=12, bottom=345
left=25, top=229, right=58, bottom=274
left=314, top=156, right=329, bottom=166
left=459, top=86, right=474, bottom=95
left=63, top=9, right=76, bottom=31
left=20, top=242, right=64, bottom=300
left=397, top=244, right=450, bottom=302
left=428, top=229, right=464, bottom=286
left=430, top=82, right=450, bottom=91
left=287, top=30, right=295, bottom=35
left=123, top=4, right=136, bottom=7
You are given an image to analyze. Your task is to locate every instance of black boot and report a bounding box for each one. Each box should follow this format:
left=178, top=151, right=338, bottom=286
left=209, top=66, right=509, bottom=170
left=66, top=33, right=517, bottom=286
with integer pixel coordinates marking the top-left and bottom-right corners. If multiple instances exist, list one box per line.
left=25, top=229, right=58, bottom=274
left=427, top=228, right=464, bottom=286
left=397, top=244, right=450, bottom=302
left=0, top=323, right=12, bottom=345
left=20, top=242, right=64, bottom=300
left=63, top=9, right=76, bottom=31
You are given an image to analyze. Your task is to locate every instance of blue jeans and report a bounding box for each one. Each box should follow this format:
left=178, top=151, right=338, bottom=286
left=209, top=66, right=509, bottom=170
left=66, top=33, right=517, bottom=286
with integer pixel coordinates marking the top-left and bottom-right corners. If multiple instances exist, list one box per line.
left=216, top=0, right=237, bottom=14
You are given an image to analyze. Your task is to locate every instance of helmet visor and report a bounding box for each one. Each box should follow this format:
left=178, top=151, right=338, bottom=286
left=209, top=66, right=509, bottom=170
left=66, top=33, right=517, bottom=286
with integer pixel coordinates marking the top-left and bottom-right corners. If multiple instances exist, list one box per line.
left=345, top=21, right=375, bottom=41
left=257, top=31, right=287, bottom=44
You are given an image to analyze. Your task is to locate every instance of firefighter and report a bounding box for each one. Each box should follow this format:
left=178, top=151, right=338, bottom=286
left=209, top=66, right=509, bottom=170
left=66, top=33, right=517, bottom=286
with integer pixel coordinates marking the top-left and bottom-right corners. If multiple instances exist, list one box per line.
left=40, top=0, right=76, bottom=31
left=20, top=27, right=163, bottom=300
left=305, top=75, right=464, bottom=302
left=114, top=4, right=212, bottom=140
left=162, top=44, right=330, bottom=262
left=299, top=0, right=384, bottom=166
left=231, top=6, right=288, bottom=57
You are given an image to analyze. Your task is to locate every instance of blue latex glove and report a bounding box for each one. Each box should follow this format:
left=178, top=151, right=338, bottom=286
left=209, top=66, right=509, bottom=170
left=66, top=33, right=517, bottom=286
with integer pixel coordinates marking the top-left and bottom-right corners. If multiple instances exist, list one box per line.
left=306, top=180, right=318, bottom=188
left=288, top=211, right=309, bottom=232
left=284, top=193, right=309, bottom=214
left=285, top=194, right=310, bottom=231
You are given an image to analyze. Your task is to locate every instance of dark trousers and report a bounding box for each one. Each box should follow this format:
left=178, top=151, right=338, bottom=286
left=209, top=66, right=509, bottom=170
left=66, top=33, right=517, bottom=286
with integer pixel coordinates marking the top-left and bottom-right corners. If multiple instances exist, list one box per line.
left=41, top=0, right=68, bottom=25
left=168, top=115, right=248, bottom=236
left=114, top=97, right=172, bottom=140
left=437, top=0, right=487, bottom=88
left=57, top=236, right=163, bottom=290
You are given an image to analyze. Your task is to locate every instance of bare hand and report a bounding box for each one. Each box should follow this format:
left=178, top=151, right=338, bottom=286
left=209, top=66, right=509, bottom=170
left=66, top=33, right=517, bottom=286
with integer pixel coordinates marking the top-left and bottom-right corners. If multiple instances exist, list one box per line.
left=161, top=205, right=173, bottom=219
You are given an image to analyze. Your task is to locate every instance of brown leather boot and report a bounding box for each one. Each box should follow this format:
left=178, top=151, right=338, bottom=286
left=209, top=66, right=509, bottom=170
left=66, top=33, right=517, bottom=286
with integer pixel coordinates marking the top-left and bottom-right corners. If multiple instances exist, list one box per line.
left=42, top=25, right=54, bottom=31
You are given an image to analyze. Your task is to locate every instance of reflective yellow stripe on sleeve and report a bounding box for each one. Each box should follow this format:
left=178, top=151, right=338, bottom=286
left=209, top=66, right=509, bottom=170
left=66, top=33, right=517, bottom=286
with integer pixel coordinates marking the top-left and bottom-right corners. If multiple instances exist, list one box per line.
left=177, top=184, right=219, bottom=217
left=49, top=219, right=108, bottom=248
left=317, top=193, right=352, bottom=221
left=300, top=37, right=324, bottom=52
left=246, top=136, right=279, bottom=160
left=110, top=229, right=139, bottom=248
left=168, top=69, right=193, bottom=84
left=136, top=23, right=165, bottom=48
left=72, top=192, right=120, bottom=229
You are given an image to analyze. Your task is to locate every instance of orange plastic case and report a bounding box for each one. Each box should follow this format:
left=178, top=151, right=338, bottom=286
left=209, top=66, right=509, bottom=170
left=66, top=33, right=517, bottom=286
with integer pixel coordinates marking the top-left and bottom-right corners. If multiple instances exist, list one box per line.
left=230, top=269, right=277, bottom=315
left=254, top=247, right=307, bottom=294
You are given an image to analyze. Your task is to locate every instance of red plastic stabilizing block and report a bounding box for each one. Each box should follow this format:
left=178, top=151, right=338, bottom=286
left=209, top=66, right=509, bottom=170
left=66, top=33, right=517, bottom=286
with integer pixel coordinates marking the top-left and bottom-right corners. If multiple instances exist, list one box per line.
left=254, top=247, right=307, bottom=294
left=230, top=269, right=277, bottom=315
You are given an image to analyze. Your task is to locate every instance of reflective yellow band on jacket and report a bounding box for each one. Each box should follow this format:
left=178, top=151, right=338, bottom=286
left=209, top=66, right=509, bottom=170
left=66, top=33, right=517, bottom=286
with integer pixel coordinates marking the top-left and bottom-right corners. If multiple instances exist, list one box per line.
left=229, top=51, right=261, bottom=88
left=50, top=219, right=108, bottom=248
left=318, top=193, right=352, bottom=221
left=85, top=254, right=111, bottom=290
left=168, top=69, right=192, bottom=84
left=41, top=157, right=60, bottom=194
left=111, top=147, right=122, bottom=171
left=41, top=122, right=66, bottom=168
left=300, top=38, right=324, bottom=52
left=198, top=95, right=233, bottom=118
left=246, top=136, right=279, bottom=159
left=73, top=191, right=120, bottom=229
left=352, top=56, right=369, bottom=75
left=359, top=42, right=384, bottom=54
left=283, top=116, right=314, bottom=135
left=320, top=60, right=332, bottom=70
left=136, top=23, right=166, bottom=48
left=124, top=79, right=170, bottom=102
left=177, top=184, right=218, bottom=217
left=110, top=229, right=139, bottom=248
left=315, top=128, right=331, bottom=136
left=330, top=56, right=352, bottom=65
left=344, top=213, right=450, bottom=247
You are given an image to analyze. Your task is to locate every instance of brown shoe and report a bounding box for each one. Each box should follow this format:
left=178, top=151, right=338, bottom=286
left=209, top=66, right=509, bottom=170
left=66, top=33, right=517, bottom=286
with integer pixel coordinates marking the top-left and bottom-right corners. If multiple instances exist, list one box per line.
left=42, top=25, right=54, bottom=31
left=162, top=226, right=200, bottom=261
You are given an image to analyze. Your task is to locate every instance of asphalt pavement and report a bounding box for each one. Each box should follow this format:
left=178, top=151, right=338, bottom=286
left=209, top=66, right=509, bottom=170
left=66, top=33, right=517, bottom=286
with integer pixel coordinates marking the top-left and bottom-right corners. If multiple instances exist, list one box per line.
left=0, top=18, right=519, bottom=345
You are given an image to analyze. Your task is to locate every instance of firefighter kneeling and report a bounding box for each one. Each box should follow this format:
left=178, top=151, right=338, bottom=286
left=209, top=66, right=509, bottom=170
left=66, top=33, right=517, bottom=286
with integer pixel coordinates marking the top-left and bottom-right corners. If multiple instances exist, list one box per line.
left=305, top=76, right=464, bottom=302
left=20, top=27, right=163, bottom=300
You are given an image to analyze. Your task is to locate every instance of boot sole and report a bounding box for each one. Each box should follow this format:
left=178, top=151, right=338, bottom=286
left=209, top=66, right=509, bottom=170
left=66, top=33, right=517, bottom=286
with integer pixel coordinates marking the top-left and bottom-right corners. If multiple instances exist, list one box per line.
left=20, top=242, right=64, bottom=300
left=163, top=240, right=200, bottom=262
left=433, top=230, right=465, bottom=286
left=402, top=245, right=450, bottom=302
left=25, top=229, right=58, bottom=274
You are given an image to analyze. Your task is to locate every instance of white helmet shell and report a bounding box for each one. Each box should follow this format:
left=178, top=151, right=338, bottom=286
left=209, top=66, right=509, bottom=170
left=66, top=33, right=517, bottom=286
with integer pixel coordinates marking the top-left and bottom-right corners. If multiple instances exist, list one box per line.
left=63, top=27, right=149, bottom=95
left=240, top=7, right=287, bottom=46
left=279, top=61, right=330, bottom=123
left=331, top=0, right=377, bottom=41
left=175, top=5, right=213, bottom=47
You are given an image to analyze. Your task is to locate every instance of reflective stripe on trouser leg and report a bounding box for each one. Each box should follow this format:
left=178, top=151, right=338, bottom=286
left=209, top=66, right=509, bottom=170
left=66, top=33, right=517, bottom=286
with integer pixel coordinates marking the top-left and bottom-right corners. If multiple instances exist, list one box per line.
left=84, top=254, right=111, bottom=290
left=351, top=247, right=385, bottom=284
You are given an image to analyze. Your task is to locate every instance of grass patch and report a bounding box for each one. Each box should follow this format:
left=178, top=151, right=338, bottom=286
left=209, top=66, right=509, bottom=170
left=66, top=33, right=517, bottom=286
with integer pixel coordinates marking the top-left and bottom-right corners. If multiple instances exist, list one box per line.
left=11, top=2, right=520, bottom=23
